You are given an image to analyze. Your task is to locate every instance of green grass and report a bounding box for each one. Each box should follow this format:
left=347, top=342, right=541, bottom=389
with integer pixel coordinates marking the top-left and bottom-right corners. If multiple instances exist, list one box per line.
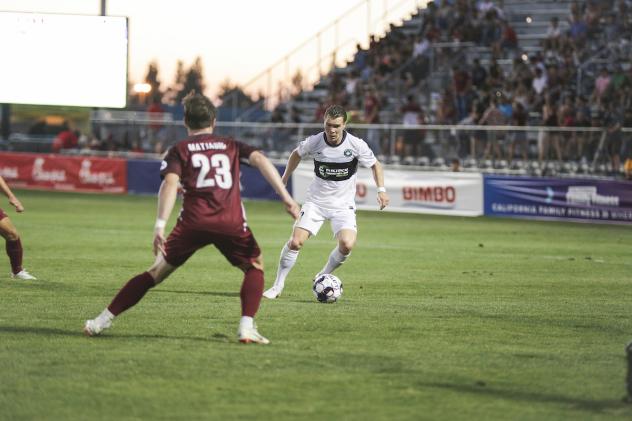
left=1, top=190, right=631, bottom=420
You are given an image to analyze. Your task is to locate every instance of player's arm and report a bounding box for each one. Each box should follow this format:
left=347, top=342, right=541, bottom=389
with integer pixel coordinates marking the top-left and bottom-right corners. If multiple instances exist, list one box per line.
left=0, top=176, right=24, bottom=212
left=280, top=149, right=302, bottom=185
left=370, top=161, right=390, bottom=210
left=153, top=172, right=180, bottom=256
left=248, top=151, right=300, bottom=219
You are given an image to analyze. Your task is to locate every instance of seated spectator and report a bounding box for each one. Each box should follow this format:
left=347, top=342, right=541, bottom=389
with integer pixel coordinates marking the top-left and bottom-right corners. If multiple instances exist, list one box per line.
left=52, top=123, right=79, bottom=153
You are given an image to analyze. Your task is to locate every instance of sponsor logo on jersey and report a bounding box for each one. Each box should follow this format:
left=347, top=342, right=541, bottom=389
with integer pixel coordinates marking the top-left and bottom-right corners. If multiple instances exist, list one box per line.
left=314, top=158, right=358, bottom=181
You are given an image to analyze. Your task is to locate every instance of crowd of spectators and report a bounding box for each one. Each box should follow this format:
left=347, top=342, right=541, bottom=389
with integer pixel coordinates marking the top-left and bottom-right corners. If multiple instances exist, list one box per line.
left=24, top=0, right=632, bottom=176
left=266, top=0, right=632, bottom=175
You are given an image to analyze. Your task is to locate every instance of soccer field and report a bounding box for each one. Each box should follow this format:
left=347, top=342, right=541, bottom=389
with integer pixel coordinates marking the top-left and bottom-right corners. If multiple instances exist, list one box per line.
left=1, top=190, right=631, bottom=420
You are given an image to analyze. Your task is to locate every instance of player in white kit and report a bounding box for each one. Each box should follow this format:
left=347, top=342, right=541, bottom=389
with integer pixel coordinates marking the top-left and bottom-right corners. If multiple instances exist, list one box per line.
left=263, top=105, right=389, bottom=299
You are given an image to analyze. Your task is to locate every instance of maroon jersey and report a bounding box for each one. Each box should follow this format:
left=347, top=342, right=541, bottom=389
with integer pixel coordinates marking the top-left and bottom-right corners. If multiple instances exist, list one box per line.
left=160, top=133, right=257, bottom=234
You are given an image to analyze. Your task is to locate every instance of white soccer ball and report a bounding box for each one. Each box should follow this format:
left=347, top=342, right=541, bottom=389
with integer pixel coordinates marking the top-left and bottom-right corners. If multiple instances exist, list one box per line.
left=312, top=274, right=343, bottom=303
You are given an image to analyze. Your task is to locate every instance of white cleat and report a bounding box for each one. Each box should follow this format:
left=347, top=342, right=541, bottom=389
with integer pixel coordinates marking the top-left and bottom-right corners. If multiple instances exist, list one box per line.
left=238, top=325, right=270, bottom=345
left=83, top=318, right=112, bottom=337
left=11, top=270, right=36, bottom=280
left=262, top=286, right=282, bottom=299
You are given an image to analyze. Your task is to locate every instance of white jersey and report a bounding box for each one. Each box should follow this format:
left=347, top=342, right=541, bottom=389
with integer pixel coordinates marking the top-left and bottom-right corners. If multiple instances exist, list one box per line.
left=297, top=131, right=377, bottom=210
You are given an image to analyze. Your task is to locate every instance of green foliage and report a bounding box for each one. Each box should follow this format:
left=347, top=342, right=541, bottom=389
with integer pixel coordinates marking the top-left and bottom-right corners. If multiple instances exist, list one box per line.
left=1, top=190, right=631, bottom=420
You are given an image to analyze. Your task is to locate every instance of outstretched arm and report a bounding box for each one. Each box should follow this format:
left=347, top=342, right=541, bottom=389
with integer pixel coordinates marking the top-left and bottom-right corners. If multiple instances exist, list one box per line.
left=371, top=161, right=390, bottom=210
left=153, top=173, right=180, bottom=256
left=249, top=151, right=300, bottom=219
left=0, top=176, right=24, bottom=212
left=280, top=149, right=302, bottom=185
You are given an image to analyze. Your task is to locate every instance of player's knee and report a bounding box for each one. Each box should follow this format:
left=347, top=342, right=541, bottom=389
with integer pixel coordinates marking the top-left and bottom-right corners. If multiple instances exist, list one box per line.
left=2, top=229, right=19, bottom=242
left=288, top=238, right=304, bottom=251
left=339, top=238, right=355, bottom=254
left=252, top=255, right=264, bottom=271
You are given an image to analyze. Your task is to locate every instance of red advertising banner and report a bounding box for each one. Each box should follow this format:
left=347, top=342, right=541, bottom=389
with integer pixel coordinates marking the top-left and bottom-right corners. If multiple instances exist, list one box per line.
left=0, top=152, right=127, bottom=193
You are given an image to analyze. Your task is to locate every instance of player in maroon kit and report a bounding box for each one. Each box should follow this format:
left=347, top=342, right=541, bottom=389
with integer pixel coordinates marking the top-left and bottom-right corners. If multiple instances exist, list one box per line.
left=0, top=176, right=36, bottom=280
left=84, top=91, right=299, bottom=344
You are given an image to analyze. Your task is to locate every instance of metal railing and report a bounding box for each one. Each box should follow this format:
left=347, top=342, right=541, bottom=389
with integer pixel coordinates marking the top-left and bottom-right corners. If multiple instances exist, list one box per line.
left=3, top=117, right=618, bottom=179
left=222, top=0, right=426, bottom=116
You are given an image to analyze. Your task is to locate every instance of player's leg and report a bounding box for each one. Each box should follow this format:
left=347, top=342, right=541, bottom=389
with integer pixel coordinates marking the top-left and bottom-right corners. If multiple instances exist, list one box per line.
left=316, top=209, right=357, bottom=277
left=214, top=229, right=269, bottom=344
left=263, top=203, right=324, bottom=299
left=84, top=224, right=197, bottom=336
left=84, top=254, right=178, bottom=336
left=262, top=227, right=310, bottom=299
left=0, top=214, right=35, bottom=280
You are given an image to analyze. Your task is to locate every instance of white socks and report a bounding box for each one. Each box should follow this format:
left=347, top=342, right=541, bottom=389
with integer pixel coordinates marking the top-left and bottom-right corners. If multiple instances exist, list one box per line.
left=319, top=247, right=350, bottom=276
left=272, top=243, right=299, bottom=291
left=240, top=316, right=254, bottom=330
left=97, top=309, right=114, bottom=325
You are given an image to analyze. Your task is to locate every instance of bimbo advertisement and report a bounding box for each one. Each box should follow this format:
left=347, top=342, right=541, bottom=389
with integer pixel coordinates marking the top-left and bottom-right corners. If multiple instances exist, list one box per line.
left=484, top=176, right=632, bottom=224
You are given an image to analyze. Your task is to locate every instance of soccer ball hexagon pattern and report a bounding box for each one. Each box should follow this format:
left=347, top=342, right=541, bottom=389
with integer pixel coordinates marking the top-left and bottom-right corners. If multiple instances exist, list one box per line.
left=312, top=274, right=343, bottom=303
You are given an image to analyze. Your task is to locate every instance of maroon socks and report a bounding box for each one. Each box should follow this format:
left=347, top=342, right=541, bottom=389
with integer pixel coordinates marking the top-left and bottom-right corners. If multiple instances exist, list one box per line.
left=240, top=268, right=264, bottom=317
left=107, top=272, right=155, bottom=316
left=6, top=238, right=23, bottom=275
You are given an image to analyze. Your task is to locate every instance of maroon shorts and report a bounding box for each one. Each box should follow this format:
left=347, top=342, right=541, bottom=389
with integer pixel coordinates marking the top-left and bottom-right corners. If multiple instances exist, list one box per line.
left=163, top=223, right=261, bottom=268
left=0, top=207, right=7, bottom=221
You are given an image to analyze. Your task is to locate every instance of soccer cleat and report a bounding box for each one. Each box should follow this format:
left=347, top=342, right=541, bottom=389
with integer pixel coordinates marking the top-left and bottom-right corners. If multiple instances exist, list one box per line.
left=11, top=270, right=36, bottom=280
left=238, top=325, right=270, bottom=344
left=83, top=318, right=112, bottom=337
left=262, top=286, right=282, bottom=299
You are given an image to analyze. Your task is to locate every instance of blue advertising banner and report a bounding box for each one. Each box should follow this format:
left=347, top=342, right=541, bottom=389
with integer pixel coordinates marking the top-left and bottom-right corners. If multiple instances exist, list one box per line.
left=126, top=159, right=288, bottom=200
left=484, top=175, right=632, bottom=224
left=127, top=159, right=161, bottom=195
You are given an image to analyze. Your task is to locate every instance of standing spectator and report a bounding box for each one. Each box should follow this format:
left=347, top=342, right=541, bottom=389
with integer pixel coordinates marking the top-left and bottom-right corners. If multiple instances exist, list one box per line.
left=452, top=65, right=471, bottom=121
left=471, top=58, right=488, bottom=91
left=83, top=91, right=300, bottom=344
left=508, top=101, right=529, bottom=162
left=603, top=100, right=624, bottom=174
left=539, top=94, right=562, bottom=163
left=397, top=95, right=426, bottom=158
left=546, top=17, right=562, bottom=50
left=0, top=176, right=36, bottom=280
left=479, top=96, right=506, bottom=160
left=592, top=68, right=611, bottom=105
left=364, top=86, right=382, bottom=154
left=558, top=95, right=575, bottom=160
left=532, top=67, right=548, bottom=96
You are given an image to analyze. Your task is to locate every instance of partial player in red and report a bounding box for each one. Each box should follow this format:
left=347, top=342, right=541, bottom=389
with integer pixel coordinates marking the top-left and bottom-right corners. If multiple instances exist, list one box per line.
left=84, top=91, right=299, bottom=344
left=0, top=176, right=36, bottom=280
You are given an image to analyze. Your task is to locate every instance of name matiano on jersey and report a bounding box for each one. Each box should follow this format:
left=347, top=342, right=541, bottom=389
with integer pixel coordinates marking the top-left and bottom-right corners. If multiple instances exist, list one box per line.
left=297, top=131, right=376, bottom=210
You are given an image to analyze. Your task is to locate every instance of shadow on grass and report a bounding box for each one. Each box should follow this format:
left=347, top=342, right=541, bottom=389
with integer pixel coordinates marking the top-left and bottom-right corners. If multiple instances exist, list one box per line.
left=153, top=289, right=239, bottom=298
left=419, top=380, right=628, bottom=413
left=0, top=325, right=231, bottom=343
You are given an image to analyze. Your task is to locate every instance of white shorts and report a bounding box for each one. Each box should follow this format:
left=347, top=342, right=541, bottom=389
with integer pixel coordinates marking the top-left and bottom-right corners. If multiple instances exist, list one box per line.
left=295, top=202, right=357, bottom=236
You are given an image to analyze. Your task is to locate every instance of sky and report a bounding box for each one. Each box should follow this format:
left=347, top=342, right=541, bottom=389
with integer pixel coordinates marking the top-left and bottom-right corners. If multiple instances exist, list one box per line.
left=0, top=0, right=424, bottom=99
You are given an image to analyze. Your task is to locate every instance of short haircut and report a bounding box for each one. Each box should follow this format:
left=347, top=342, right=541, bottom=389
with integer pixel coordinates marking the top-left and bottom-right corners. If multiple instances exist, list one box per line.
left=183, top=91, right=216, bottom=129
left=324, top=105, right=347, bottom=123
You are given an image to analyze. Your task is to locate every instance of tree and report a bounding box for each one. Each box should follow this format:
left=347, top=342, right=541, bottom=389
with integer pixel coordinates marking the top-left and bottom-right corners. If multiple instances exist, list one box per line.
left=144, top=60, right=162, bottom=103
left=217, top=78, right=258, bottom=109
left=176, top=56, right=206, bottom=103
